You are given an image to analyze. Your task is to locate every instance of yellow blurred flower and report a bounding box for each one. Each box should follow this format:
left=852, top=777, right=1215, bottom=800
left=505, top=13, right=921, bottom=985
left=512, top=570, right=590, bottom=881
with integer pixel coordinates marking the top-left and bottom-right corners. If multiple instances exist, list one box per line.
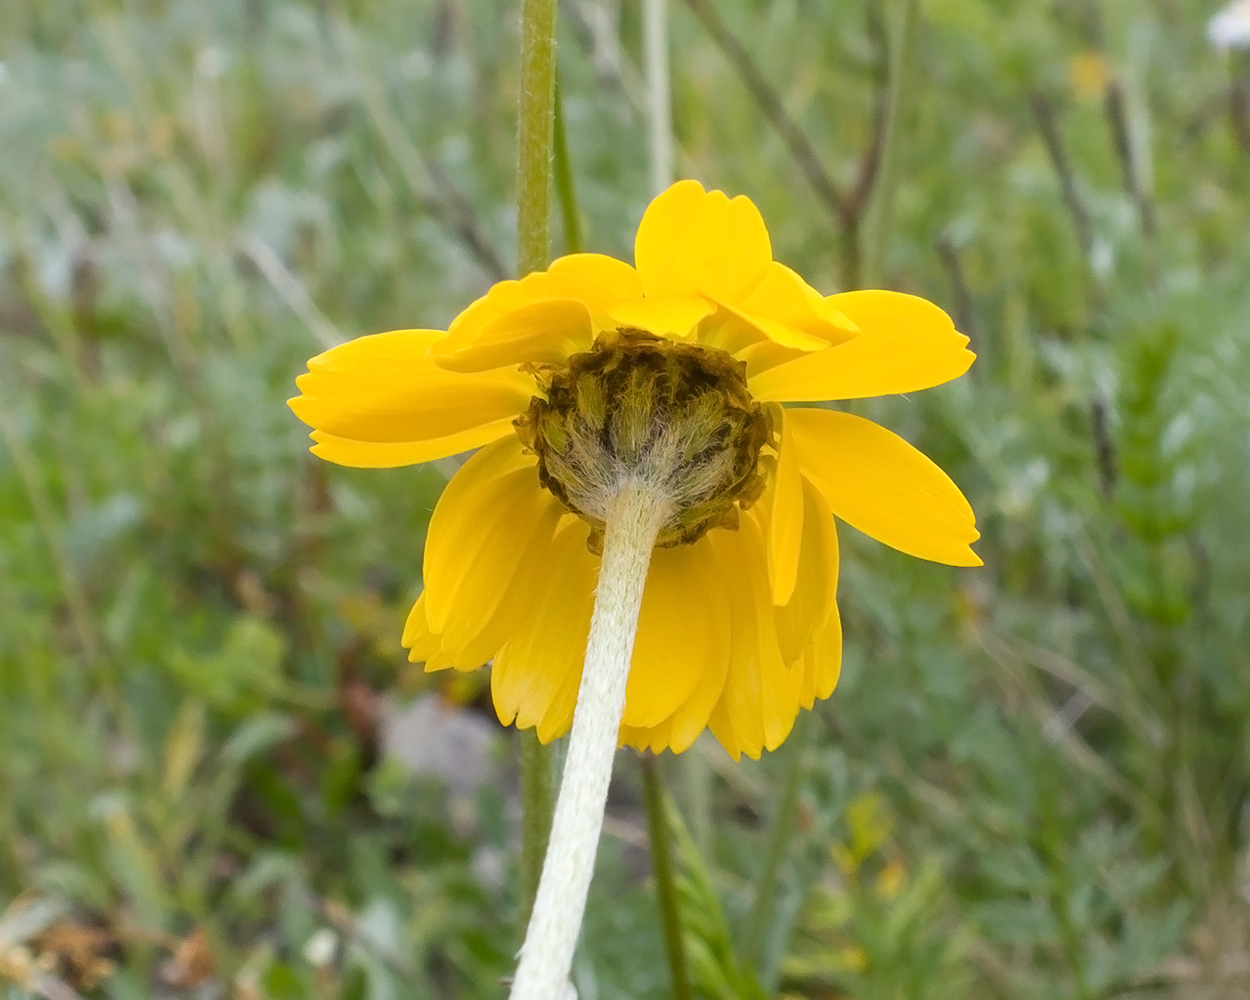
left=290, top=180, right=980, bottom=759
left=1068, top=51, right=1111, bottom=103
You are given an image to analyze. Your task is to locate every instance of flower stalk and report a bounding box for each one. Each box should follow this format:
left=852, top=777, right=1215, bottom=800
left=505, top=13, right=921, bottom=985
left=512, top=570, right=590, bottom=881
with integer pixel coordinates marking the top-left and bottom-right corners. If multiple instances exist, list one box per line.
left=516, top=0, right=559, bottom=276
left=515, top=0, right=559, bottom=929
left=641, top=754, right=693, bottom=1000
left=861, top=0, right=920, bottom=288
left=509, top=482, right=671, bottom=1000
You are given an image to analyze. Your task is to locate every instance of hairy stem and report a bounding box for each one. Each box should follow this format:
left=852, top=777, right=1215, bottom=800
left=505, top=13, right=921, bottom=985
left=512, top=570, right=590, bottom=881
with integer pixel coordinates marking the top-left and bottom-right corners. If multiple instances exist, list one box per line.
left=510, top=483, right=669, bottom=1000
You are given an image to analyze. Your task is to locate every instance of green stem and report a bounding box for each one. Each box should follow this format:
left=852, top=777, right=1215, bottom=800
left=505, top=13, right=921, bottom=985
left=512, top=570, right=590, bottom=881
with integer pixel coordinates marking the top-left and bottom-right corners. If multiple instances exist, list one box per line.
left=518, top=730, right=554, bottom=929
left=861, top=0, right=920, bottom=288
left=516, top=0, right=559, bottom=276
left=641, top=754, right=693, bottom=1000
left=643, top=0, right=673, bottom=194
left=744, top=711, right=810, bottom=975
left=552, top=76, right=583, bottom=254
left=515, top=0, right=559, bottom=936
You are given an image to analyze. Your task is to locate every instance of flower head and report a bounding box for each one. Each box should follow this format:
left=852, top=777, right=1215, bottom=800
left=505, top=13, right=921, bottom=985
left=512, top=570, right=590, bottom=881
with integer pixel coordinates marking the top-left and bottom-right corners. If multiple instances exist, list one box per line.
left=290, top=180, right=980, bottom=759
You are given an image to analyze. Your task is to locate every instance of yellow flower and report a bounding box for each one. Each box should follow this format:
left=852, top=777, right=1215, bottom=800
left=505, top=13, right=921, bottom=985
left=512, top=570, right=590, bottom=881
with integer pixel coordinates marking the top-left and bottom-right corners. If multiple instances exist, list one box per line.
left=290, top=180, right=979, bottom=759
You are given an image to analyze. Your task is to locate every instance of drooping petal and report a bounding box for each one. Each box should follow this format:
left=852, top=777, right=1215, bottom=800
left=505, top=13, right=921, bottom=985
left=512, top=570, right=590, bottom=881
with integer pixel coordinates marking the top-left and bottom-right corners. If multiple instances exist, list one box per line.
left=309, top=419, right=514, bottom=469
left=290, top=330, right=536, bottom=460
left=747, top=291, right=974, bottom=402
left=702, top=263, right=859, bottom=354
left=787, top=407, right=981, bottom=566
left=623, top=535, right=731, bottom=731
left=742, top=264, right=860, bottom=345
left=422, top=437, right=542, bottom=633
left=706, top=515, right=803, bottom=760
left=621, top=566, right=732, bottom=753
left=434, top=253, right=643, bottom=368
left=706, top=294, right=830, bottom=352
left=490, top=519, right=598, bottom=739
left=433, top=299, right=594, bottom=372
left=402, top=594, right=447, bottom=667
left=773, top=477, right=840, bottom=663
left=761, top=404, right=804, bottom=606
left=619, top=718, right=678, bottom=755
left=429, top=476, right=565, bottom=667
left=635, top=180, right=772, bottom=304
left=606, top=295, right=715, bottom=340
left=798, top=602, right=842, bottom=711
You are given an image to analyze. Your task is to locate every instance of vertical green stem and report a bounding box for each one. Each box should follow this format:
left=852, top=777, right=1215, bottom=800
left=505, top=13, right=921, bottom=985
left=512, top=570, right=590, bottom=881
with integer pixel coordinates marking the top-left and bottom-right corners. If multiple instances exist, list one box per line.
left=641, top=755, right=693, bottom=1000
left=552, top=77, right=583, bottom=254
left=519, top=731, right=554, bottom=928
left=861, top=0, right=920, bottom=288
left=515, top=0, right=559, bottom=931
left=516, top=0, right=559, bottom=276
left=744, top=711, right=810, bottom=975
left=643, top=0, right=673, bottom=194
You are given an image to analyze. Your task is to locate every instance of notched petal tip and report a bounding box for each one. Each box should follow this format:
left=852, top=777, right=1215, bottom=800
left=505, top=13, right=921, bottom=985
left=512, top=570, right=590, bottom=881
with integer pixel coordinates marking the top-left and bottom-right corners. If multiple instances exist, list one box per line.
left=635, top=179, right=772, bottom=305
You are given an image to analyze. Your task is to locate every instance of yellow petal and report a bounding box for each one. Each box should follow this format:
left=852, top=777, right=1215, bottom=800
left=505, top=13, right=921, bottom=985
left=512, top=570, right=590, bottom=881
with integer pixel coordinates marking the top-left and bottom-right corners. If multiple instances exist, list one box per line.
left=762, top=404, right=804, bottom=606
left=290, top=329, right=535, bottom=445
left=623, top=536, right=731, bottom=730
left=705, top=294, right=830, bottom=352
left=433, top=473, right=565, bottom=665
left=620, top=719, right=678, bottom=755
left=402, top=593, right=441, bottom=662
left=634, top=180, right=772, bottom=304
left=747, top=291, right=974, bottom=402
left=787, top=408, right=982, bottom=566
left=433, top=298, right=594, bottom=372
left=491, top=519, right=597, bottom=738
left=799, top=603, right=843, bottom=710
left=309, top=419, right=514, bottom=468
left=704, top=263, right=858, bottom=354
left=438, top=253, right=643, bottom=360
left=422, top=437, right=540, bottom=633
left=741, top=264, right=859, bottom=345
left=707, top=515, right=802, bottom=760
left=606, top=295, right=715, bottom=340
left=773, top=478, right=839, bottom=663
left=402, top=596, right=460, bottom=674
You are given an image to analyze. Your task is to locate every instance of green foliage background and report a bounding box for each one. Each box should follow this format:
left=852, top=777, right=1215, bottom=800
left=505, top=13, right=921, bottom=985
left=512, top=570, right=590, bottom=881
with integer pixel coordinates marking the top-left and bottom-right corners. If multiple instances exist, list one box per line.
left=1, top=0, right=1248, bottom=996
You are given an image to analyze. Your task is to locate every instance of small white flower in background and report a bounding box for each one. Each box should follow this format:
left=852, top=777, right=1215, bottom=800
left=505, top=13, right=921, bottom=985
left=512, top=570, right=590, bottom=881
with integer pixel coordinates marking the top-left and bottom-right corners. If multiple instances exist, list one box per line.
left=1209, top=0, right=1250, bottom=50
left=195, top=46, right=230, bottom=79
left=302, top=929, right=338, bottom=968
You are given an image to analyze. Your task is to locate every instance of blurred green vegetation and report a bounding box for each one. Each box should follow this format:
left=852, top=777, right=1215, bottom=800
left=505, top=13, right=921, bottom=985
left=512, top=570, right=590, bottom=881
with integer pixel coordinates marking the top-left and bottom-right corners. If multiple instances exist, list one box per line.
left=2, top=0, right=1249, bottom=997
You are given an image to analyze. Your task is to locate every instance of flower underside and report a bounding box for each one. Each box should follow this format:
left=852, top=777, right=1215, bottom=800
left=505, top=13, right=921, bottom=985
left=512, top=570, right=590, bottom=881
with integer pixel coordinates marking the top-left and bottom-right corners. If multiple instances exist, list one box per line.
left=515, top=329, right=771, bottom=553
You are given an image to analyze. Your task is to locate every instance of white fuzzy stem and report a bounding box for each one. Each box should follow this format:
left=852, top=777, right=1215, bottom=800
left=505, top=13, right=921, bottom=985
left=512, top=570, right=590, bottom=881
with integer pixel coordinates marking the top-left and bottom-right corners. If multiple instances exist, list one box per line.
left=509, top=482, right=668, bottom=1000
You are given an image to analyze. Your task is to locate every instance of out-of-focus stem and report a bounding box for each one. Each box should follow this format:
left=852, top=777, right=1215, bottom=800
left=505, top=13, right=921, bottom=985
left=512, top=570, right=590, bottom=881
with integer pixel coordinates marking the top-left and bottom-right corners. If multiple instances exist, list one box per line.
left=641, top=754, right=693, bottom=1000
left=515, top=0, right=559, bottom=935
left=643, top=0, right=673, bottom=194
left=744, top=711, right=810, bottom=976
left=552, top=77, right=583, bottom=254
left=516, top=0, right=558, bottom=276
left=861, top=0, right=920, bottom=288
left=518, top=731, right=553, bottom=928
